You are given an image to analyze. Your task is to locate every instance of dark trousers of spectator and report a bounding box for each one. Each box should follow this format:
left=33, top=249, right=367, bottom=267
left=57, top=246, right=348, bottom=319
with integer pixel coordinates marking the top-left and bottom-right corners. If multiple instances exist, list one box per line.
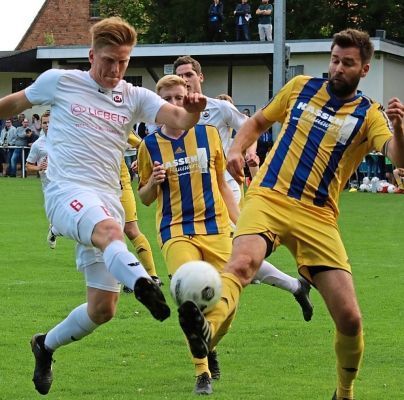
left=5, top=148, right=15, bottom=176
left=236, top=24, right=250, bottom=41
left=0, top=148, right=7, bottom=176
left=9, top=148, right=21, bottom=177
left=208, top=21, right=223, bottom=41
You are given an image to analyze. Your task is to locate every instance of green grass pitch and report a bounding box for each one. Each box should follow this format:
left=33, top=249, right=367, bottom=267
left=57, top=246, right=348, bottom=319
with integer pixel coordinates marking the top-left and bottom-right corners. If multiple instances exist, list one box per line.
left=0, top=178, right=403, bottom=399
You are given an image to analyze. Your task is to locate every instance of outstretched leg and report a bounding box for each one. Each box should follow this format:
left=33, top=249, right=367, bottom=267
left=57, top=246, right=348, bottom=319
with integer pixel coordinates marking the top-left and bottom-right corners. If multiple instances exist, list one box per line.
left=313, top=269, right=363, bottom=400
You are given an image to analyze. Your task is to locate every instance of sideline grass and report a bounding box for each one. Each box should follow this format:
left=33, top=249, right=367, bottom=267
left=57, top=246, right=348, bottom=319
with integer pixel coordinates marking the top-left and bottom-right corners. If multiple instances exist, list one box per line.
left=0, top=178, right=403, bottom=399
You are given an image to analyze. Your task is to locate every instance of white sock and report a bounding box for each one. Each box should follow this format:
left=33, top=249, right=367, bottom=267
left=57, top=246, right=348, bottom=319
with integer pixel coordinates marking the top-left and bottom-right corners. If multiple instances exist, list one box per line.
left=103, top=240, right=149, bottom=289
left=44, top=303, right=98, bottom=351
left=253, top=260, right=300, bottom=294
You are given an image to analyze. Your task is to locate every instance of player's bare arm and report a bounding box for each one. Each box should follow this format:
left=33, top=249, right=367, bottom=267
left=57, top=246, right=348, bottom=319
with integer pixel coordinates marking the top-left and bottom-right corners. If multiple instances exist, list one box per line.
left=26, top=158, right=48, bottom=173
left=0, top=90, right=32, bottom=119
left=227, top=111, right=273, bottom=184
left=385, top=97, right=404, bottom=167
left=138, top=161, right=166, bottom=206
left=156, top=93, right=207, bottom=130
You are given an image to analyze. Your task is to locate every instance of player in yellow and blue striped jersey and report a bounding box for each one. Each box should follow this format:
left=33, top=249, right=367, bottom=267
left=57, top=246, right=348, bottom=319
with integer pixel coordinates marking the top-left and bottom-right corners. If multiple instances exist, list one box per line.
left=137, top=75, right=239, bottom=395
left=186, top=29, right=404, bottom=400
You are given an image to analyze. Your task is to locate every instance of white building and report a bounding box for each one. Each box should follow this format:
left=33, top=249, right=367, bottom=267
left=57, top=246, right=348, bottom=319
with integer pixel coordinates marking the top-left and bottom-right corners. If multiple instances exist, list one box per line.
left=0, top=37, right=403, bottom=118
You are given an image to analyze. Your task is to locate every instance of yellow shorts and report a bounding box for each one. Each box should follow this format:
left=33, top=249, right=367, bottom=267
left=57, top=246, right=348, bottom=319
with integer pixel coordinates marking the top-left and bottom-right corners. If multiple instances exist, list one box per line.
left=234, top=187, right=351, bottom=282
left=161, top=233, right=232, bottom=277
left=120, top=159, right=137, bottom=223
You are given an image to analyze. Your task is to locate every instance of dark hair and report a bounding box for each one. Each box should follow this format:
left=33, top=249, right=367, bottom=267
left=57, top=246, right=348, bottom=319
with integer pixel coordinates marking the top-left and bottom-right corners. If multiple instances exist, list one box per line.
left=173, top=56, right=202, bottom=75
left=25, top=128, right=32, bottom=133
left=331, top=29, right=374, bottom=64
left=32, top=113, right=40, bottom=120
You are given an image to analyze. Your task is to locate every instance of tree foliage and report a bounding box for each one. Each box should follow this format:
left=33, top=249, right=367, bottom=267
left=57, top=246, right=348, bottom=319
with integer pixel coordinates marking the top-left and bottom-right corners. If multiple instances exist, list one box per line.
left=286, top=0, right=404, bottom=42
left=99, top=0, right=404, bottom=43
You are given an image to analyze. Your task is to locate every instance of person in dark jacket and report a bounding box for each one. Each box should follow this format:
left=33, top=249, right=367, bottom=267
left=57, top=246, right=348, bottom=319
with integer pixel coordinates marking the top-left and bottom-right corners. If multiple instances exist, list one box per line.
left=234, top=0, right=251, bottom=41
left=208, top=0, right=224, bottom=41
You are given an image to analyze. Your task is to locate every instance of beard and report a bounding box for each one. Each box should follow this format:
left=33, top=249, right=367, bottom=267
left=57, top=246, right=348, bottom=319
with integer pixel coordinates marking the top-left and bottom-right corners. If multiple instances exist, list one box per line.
left=328, top=74, right=360, bottom=99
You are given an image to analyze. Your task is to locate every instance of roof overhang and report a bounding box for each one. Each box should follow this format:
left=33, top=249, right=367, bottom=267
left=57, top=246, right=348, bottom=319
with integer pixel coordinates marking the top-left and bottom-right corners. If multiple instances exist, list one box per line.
left=35, top=37, right=404, bottom=60
left=1, top=38, right=402, bottom=73
left=0, top=48, right=52, bottom=72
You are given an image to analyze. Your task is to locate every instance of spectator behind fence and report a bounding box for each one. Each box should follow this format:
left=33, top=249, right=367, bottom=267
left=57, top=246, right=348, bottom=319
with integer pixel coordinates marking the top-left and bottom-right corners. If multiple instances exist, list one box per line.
left=256, top=0, right=273, bottom=41
left=26, top=128, right=39, bottom=148
left=208, top=0, right=224, bottom=42
left=234, top=0, right=251, bottom=41
left=0, top=119, right=17, bottom=177
left=10, top=118, right=30, bottom=177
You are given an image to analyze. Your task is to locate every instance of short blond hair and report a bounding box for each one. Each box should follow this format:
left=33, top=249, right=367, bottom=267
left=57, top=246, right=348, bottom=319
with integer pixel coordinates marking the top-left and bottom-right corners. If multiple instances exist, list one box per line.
left=90, top=17, right=137, bottom=50
left=156, top=75, right=187, bottom=95
left=216, top=93, right=234, bottom=104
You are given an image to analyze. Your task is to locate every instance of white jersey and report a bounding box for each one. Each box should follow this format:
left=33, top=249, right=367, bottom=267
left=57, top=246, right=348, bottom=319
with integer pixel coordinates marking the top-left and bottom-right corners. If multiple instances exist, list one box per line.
left=26, top=135, right=49, bottom=188
left=25, top=69, right=165, bottom=194
left=198, top=97, right=247, bottom=156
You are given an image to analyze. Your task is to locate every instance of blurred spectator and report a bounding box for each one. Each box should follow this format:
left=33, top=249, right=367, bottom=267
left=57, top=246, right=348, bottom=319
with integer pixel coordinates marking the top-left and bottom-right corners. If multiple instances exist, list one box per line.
left=31, top=113, right=42, bottom=135
left=26, top=128, right=39, bottom=148
left=234, top=0, right=251, bottom=41
left=208, top=0, right=224, bottom=42
left=0, top=119, right=17, bottom=176
left=12, top=113, right=25, bottom=128
left=242, top=108, right=251, bottom=117
left=9, top=118, right=30, bottom=177
left=365, top=153, right=378, bottom=178
left=256, top=0, right=273, bottom=41
left=256, top=128, right=273, bottom=165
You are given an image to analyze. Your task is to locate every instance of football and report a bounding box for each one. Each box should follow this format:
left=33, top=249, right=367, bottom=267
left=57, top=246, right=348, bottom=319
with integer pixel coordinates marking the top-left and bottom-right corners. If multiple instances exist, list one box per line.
left=170, top=261, right=222, bottom=313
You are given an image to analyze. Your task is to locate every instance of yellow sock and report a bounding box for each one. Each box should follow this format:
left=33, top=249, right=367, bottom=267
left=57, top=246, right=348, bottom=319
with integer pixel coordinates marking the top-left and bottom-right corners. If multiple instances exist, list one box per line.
left=206, top=272, right=242, bottom=347
left=192, top=356, right=210, bottom=377
left=335, top=330, right=364, bottom=400
left=130, top=234, right=157, bottom=276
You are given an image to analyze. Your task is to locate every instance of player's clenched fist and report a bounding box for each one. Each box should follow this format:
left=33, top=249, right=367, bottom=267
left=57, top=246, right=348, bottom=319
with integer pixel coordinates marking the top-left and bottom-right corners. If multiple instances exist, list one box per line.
left=183, top=93, right=207, bottom=114
left=151, top=161, right=166, bottom=185
left=386, top=97, right=404, bottom=132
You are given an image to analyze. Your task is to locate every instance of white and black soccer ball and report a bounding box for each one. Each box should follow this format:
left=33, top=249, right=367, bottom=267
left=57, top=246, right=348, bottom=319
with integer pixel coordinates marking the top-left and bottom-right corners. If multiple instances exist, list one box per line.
left=170, top=261, right=222, bottom=313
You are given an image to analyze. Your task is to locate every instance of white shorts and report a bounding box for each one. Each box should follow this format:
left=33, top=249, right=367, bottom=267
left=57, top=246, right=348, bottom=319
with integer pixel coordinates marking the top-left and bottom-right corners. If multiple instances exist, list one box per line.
left=45, top=181, right=125, bottom=270
left=225, top=170, right=241, bottom=204
left=84, top=262, right=121, bottom=292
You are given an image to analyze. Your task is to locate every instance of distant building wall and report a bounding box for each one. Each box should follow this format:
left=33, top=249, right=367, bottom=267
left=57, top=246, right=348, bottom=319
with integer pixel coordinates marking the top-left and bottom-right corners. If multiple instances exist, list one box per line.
left=17, top=0, right=98, bottom=50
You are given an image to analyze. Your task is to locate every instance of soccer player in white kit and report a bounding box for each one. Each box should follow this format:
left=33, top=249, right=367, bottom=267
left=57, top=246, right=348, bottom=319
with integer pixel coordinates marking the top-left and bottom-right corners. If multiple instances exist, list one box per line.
left=25, top=113, right=58, bottom=249
left=0, top=17, right=206, bottom=395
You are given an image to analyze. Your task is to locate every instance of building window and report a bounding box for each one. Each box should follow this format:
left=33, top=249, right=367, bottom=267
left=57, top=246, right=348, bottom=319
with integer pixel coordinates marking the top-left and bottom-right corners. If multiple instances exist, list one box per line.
left=12, top=78, right=34, bottom=93
left=89, top=0, right=100, bottom=19
left=125, top=76, right=142, bottom=87
left=287, top=65, right=304, bottom=81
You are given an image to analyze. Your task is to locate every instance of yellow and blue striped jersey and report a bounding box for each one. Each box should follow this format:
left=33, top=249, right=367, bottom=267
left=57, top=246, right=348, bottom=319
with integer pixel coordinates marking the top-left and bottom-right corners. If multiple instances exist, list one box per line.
left=252, top=75, right=393, bottom=216
left=138, top=124, right=230, bottom=246
left=127, top=130, right=142, bottom=148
